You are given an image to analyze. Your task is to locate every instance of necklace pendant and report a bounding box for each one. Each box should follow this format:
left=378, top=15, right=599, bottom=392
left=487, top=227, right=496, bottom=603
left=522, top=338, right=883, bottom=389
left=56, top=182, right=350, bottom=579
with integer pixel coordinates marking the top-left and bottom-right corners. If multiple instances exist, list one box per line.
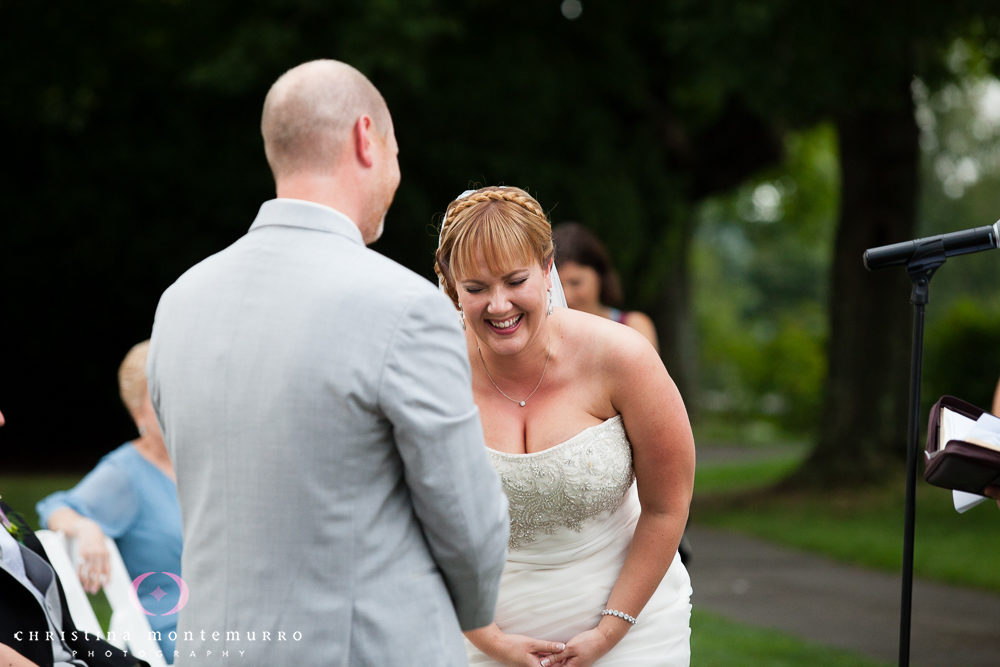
left=519, top=400, right=526, bottom=407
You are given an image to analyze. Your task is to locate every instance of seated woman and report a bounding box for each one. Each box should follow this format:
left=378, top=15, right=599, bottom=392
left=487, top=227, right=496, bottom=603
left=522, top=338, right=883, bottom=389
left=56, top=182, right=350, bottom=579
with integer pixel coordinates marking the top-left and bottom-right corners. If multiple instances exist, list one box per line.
left=436, top=186, right=694, bottom=665
left=36, top=340, right=181, bottom=662
left=552, top=222, right=659, bottom=351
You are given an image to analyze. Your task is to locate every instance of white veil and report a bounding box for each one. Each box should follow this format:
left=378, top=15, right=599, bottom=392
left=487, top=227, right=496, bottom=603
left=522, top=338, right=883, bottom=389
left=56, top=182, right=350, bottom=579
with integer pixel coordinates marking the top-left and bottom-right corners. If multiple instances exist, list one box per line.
left=440, top=188, right=568, bottom=308
left=549, top=261, right=568, bottom=308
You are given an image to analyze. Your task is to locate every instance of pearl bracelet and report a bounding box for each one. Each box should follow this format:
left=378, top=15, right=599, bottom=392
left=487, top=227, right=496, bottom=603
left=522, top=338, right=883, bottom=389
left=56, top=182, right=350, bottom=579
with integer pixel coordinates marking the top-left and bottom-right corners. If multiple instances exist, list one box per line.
left=601, top=608, right=637, bottom=625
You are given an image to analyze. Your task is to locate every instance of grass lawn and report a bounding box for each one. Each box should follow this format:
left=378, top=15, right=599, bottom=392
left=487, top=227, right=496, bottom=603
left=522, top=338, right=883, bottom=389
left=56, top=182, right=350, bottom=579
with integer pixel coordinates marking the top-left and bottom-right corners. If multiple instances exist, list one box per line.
left=1, top=473, right=81, bottom=529
left=691, top=609, right=890, bottom=666
left=693, top=443, right=1000, bottom=593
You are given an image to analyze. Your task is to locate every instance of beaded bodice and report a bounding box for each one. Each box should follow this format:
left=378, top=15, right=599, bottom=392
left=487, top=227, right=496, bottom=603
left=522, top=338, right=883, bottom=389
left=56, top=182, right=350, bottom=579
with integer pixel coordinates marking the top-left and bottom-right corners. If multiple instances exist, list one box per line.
left=487, top=415, right=635, bottom=550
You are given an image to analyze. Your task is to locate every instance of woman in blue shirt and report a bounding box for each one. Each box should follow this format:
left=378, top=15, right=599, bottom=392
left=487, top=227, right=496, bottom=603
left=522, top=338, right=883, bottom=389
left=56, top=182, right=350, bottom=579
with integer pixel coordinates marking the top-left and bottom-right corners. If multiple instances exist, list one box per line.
left=37, top=340, right=182, bottom=662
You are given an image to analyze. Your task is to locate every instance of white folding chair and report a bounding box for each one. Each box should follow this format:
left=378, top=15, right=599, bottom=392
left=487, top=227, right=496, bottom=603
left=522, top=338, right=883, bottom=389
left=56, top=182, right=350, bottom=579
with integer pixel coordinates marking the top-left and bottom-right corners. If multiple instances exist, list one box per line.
left=101, top=534, right=168, bottom=667
left=35, top=529, right=168, bottom=667
left=34, top=529, right=104, bottom=638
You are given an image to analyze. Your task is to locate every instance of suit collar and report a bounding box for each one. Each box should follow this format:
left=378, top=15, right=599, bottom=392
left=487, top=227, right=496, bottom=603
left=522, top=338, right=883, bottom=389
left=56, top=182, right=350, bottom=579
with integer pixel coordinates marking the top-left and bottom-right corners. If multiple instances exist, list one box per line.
left=250, top=198, right=365, bottom=246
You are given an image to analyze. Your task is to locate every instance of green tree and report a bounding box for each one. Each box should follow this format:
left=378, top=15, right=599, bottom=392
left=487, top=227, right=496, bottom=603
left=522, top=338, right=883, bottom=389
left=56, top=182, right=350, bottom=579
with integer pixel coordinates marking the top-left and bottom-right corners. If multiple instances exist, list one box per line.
left=5, top=0, right=999, bottom=486
left=799, top=5, right=1000, bottom=485
left=668, top=1, right=1000, bottom=485
left=0, top=0, right=781, bottom=462
left=694, top=125, right=837, bottom=435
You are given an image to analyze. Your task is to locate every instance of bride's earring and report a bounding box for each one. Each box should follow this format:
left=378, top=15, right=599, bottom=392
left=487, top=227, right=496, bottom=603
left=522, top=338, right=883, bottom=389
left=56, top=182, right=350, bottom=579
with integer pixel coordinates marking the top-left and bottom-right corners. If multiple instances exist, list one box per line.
left=458, top=303, right=466, bottom=331
left=546, top=288, right=553, bottom=316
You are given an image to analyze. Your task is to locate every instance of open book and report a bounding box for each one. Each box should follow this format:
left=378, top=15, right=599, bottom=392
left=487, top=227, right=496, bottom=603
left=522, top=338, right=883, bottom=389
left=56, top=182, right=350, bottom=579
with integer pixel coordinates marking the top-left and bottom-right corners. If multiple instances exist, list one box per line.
left=938, top=404, right=1000, bottom=452
left=925, top=395, right=1000, bottom=511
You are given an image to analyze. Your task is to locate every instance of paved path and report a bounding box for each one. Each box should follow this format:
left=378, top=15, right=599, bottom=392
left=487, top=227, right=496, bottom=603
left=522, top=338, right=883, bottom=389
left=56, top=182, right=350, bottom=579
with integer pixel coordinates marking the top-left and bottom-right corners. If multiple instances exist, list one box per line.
left=686, top=524, right=1000, bottom=665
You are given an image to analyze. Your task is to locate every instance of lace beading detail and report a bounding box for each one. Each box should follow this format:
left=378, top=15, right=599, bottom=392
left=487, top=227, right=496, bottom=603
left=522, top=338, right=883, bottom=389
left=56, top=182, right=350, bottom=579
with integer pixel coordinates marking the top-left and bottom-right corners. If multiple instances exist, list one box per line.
left=488, top=416, right=635, bottom=550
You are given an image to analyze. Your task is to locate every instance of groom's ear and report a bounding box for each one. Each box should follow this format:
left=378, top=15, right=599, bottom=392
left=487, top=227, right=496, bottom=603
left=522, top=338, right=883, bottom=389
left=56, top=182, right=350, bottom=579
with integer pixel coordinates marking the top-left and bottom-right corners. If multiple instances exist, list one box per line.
left=354, top=115, right=376, bottom=168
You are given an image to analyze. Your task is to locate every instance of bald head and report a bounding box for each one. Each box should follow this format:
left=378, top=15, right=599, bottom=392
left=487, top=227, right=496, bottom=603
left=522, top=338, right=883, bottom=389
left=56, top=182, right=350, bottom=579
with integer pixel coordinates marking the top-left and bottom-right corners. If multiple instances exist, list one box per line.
left=261, top=60, right=391, bottom=182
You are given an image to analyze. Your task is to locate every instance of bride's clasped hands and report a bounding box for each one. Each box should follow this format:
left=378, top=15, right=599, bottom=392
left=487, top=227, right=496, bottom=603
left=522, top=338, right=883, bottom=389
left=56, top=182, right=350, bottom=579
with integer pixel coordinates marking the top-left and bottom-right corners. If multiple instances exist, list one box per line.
left=544, top=626, right=621, bottom=667
left=463, top=624, right=571, bottom=667
left=463, top=620, right=629, bottom=667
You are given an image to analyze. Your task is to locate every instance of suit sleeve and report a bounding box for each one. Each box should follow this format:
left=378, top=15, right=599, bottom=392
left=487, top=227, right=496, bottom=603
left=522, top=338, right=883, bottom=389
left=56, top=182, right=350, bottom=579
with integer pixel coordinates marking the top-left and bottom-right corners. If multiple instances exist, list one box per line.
left=378, top=287, right=509, bottom=631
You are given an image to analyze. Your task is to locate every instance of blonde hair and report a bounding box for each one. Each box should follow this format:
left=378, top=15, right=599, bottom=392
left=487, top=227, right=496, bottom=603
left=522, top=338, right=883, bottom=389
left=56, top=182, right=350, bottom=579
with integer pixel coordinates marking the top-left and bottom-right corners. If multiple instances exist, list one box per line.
left=435, top=186, right=554, bottom=307
left=118, top=340, right=150, bottom=415
left=261, top=59, right=391, bottom=181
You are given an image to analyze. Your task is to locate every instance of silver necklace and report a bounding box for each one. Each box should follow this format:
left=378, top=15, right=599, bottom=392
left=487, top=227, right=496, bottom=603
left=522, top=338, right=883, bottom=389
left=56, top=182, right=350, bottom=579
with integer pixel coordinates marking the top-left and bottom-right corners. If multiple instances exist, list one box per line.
left=477, top=340, right=551, bottom=407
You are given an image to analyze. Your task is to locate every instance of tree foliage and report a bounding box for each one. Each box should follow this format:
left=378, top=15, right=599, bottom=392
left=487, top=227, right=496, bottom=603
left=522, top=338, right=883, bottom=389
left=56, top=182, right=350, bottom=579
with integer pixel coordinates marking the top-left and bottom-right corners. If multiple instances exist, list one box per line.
left=694, top=125, right=837, bottom=434
left=674, top=0, right=1000, bottom=485
left=3, top=0, right=1000, bottom=488
left=0, top=0, right=780, bottom=466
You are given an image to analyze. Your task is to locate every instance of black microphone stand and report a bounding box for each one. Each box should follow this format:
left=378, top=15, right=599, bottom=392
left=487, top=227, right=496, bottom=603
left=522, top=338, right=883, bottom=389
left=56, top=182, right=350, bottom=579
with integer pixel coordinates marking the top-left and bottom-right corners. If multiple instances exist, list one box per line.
left=866, top=221, right=999, bottom=665
left=897, top=239, right=947, bottom=666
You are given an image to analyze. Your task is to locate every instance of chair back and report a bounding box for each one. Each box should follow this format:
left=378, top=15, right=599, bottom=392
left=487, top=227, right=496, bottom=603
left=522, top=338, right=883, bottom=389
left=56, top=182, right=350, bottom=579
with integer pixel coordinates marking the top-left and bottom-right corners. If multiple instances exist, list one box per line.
left=35, top=529, right=168, bottom=667
left=34, top=529, right=103, bottom=637
left=102, top=532, right=168, bottom=667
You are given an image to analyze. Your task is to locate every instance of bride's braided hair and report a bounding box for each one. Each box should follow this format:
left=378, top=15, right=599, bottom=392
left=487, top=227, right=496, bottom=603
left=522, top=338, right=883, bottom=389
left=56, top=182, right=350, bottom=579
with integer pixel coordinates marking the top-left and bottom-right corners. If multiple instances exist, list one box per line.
left=443, top=187, right=547, bottom=224
left=435, top=186, right=554, bottom=307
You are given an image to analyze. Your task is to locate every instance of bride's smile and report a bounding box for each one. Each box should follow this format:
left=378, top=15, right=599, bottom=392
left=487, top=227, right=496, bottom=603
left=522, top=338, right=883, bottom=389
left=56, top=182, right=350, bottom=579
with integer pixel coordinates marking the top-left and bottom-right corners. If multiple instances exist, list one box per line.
left=487, top=314, right=523, bottom=332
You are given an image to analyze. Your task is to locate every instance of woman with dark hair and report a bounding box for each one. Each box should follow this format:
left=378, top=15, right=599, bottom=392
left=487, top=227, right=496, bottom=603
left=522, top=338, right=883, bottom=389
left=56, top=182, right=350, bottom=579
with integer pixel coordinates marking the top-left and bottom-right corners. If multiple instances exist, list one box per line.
left=552, top=222, right=658, bottom=352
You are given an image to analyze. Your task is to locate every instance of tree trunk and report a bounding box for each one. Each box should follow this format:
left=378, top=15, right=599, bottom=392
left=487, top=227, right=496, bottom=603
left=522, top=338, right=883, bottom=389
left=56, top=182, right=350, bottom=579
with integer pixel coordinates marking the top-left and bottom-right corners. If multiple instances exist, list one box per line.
left=651, top=214, right=698, bottom=410
left=793, top=91, right=918, bottom=487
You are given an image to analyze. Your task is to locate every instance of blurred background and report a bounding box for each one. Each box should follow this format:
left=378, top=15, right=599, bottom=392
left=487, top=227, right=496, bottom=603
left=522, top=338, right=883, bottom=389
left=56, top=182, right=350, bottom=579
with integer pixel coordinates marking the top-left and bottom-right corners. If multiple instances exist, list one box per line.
left=3, top=0, right=1000, bottom=490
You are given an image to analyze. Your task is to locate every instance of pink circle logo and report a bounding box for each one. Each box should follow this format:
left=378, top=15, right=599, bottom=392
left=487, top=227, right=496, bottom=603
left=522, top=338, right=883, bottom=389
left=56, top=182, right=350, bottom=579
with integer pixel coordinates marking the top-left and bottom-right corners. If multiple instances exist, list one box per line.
left=130, top=572, right=189, bottom=616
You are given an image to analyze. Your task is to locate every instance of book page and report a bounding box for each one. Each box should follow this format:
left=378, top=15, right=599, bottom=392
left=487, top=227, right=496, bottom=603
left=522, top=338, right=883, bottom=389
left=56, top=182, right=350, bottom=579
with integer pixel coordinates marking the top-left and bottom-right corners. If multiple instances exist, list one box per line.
left=964, top=412, right=1000, bottom=452
left=954, top=489, right=989, bottom=513
left=939, top=407, right=976, bottom=447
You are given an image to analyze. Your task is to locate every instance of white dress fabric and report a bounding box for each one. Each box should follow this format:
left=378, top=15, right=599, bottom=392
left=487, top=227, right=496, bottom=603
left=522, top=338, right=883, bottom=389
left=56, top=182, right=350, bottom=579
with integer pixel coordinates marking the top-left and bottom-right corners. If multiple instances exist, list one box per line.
left=467, top=415, right=692, bottom=665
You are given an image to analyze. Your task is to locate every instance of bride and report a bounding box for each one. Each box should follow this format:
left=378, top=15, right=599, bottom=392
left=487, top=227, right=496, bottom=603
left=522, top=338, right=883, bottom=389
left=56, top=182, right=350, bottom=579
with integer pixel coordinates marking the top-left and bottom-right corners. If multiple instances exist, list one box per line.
left=435, top=186, right=694, bottom=666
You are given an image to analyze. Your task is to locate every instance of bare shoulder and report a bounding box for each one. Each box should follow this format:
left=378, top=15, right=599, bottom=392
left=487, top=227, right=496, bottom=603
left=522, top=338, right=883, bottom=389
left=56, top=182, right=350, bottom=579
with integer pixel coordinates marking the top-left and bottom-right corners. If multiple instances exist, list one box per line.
left=555, top=307, right=658, bottom=372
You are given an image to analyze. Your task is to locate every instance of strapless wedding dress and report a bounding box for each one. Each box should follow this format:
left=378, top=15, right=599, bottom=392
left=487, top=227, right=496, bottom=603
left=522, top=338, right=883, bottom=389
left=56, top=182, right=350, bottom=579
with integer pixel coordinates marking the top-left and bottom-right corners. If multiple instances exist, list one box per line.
left=467, top=415, right=692, bottom=665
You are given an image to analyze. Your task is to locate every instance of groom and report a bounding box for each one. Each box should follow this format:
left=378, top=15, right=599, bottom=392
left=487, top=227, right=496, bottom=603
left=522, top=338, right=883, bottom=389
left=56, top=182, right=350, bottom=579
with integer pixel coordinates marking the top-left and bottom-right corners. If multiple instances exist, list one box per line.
left=147, top=60, right=509, bottom=665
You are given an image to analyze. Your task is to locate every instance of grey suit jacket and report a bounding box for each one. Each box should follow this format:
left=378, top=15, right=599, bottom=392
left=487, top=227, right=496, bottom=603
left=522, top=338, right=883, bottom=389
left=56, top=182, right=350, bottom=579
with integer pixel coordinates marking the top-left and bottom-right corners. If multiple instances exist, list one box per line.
left=147, top=199, right=508, bottom=666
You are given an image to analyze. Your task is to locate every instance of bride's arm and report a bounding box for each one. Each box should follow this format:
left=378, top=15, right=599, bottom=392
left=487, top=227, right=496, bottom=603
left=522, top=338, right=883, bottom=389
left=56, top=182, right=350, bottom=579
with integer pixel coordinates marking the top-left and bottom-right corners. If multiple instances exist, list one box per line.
left=562, top=325, right=696, bottom=664
left=465, top=624, right=567, bottom=667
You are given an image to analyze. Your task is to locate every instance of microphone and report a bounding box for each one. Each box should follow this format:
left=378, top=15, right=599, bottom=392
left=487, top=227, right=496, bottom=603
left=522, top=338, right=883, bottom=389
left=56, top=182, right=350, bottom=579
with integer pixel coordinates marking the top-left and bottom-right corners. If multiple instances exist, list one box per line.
left=863, top=220, right=1000, bottom=270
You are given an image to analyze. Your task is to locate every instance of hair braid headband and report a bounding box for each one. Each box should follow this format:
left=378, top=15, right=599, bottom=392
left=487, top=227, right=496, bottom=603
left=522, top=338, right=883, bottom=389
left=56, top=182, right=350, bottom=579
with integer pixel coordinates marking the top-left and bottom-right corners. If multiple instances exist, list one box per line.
left=442, top=187, right=547, bottom=229
left=436, top=186, right=567, bottom=309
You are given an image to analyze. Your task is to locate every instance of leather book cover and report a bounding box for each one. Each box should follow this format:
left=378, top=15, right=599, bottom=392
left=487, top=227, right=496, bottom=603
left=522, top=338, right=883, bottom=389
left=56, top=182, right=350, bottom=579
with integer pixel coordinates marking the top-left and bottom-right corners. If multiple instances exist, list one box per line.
left=924, top=395, right=1000, bottom=494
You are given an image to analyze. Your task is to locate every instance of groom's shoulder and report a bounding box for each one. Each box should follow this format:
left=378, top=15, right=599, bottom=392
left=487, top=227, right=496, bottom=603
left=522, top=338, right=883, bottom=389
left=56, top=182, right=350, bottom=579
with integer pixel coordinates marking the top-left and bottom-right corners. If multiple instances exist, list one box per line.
left=360, top=248, right=441, bottom=297
left=159, top=240, right=242, bottom=294
left=357, top=251, right=461, bottom=328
